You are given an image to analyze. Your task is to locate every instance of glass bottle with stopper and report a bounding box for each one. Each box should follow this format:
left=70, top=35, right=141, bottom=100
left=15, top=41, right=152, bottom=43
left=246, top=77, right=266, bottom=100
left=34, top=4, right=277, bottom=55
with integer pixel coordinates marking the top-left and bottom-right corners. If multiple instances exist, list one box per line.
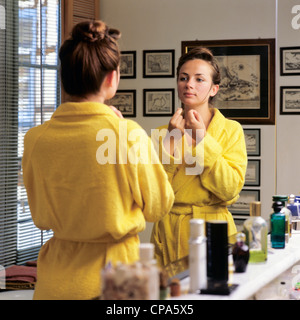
left=271, top=201, right=286, bottom=249
left=243, top=201, right=268, bottom=263
left=232, top=232, right=249, bottom=272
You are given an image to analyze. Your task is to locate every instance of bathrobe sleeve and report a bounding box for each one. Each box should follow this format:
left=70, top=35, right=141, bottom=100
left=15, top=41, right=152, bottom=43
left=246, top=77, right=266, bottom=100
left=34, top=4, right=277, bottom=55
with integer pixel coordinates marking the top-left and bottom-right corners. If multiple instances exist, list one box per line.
left=198, top=120, right=247, bottom=202
left=150, top=125, right=182, bottom=184
left=125, top=121, right=175, bottom=223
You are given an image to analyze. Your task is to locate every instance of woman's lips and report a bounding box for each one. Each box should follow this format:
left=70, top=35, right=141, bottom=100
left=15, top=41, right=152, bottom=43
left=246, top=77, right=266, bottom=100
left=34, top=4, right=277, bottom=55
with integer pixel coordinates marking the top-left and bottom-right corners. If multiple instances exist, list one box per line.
left=184, top=92, right=195, bottom=97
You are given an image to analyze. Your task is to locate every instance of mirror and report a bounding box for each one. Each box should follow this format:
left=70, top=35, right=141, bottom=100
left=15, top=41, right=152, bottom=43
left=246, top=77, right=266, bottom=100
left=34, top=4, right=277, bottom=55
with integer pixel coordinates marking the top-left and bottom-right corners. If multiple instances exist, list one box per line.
left=100, top=0, right=300, bottom=261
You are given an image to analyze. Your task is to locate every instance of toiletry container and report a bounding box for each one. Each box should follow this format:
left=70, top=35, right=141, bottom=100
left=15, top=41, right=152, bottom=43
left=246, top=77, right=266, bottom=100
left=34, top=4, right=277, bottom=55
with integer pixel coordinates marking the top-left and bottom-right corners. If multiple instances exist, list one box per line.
left=189, top=219, right=207, bottom=293
left=244, top=202, right=268, bottom=263
left=206, top=221, right=228, bottom=289
left=271, top=201, right=285, bottom=249
left=232, top=232, right=249, bottom=272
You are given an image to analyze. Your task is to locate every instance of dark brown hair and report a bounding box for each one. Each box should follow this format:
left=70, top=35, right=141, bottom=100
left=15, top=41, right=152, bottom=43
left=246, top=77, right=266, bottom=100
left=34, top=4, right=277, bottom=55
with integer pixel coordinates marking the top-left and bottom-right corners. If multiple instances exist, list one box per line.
left=59, top=20, right=121, bottom=97
left=176, top=47, right=221, bottom=103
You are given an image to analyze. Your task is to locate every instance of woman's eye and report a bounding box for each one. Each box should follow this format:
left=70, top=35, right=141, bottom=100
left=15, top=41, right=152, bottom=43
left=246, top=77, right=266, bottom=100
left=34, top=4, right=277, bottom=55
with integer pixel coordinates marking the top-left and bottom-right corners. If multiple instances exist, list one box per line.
left=196, top=78, right=204, bottom=82
left=180, top=77, right=188, bottom=81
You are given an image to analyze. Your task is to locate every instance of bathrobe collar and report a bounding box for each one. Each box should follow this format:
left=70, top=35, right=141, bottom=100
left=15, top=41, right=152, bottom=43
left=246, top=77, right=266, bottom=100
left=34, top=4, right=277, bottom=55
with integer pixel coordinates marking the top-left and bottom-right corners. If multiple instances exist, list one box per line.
left=206, top=108, right=226, bottom=138
left=51, top=102, right=118, bottom=118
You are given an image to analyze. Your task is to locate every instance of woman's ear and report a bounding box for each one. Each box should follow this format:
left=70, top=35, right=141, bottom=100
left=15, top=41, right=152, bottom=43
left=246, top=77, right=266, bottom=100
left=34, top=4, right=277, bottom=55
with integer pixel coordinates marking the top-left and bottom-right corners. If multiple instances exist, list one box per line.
left=105, top=70, right=119, bottom=88
left=104, top=70, right=120, bottom=100
left=210, top=84, right=219, bottom=98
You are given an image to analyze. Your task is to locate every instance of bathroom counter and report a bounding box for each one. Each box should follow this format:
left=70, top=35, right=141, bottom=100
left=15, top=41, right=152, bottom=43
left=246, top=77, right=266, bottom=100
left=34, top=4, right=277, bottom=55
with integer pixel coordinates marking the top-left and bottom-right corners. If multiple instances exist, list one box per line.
left=172, top=232, right=300, bottom=300
left=1, top=234, right=299, bottom=300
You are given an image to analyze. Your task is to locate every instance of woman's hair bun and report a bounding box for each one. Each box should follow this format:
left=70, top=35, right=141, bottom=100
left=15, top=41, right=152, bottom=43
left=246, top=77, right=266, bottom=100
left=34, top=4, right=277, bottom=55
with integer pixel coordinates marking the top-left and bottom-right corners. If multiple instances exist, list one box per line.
left=71, top=20, right=121, bottom=43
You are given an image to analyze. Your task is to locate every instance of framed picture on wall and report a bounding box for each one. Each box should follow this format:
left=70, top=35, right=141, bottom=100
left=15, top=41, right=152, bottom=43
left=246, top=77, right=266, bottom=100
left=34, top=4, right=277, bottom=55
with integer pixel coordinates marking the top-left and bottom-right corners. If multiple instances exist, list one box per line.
left=245, top=159, right=260, bottom=186
left=280, top=47, right=300, bottom=76
left=244, top=129, right=261, bottom=156
left=233, top=216, right=248, bottom=232
left=143, top=50, right=175, bottom=78
left=120, top=51, right=136, bottom=79
left=228, top=189, right=260, bottom=216
left=280, top=86, right=300, bottom=115
left=182, top=39, right=275, bottom=124
left=143, top=88, right=175, bottom=116
left=106, top=90, right=136, bottom=117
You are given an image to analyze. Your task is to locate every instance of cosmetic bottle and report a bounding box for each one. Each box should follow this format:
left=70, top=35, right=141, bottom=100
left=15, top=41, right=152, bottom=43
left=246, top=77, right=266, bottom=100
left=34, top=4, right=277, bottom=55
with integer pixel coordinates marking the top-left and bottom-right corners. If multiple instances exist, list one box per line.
left=287, top=194, right=298, bottom=217
left=243, top=202, right=268, bottom=263
left=291, top=196, right=300, bottom=231
left=205, top=221, right=228, bottom=292
left=232, top=232, right=249, bottom=272
left=139, top=243, right=160, bottom=299
left=295, top=196, right=300, bottom=219
left=271, top=201, right=285, bottom=249
left=189, top=219, right=207, bottom=293
left=250, top=201, right=261, bottom=217
left=272, top=195, right=292, bottom=242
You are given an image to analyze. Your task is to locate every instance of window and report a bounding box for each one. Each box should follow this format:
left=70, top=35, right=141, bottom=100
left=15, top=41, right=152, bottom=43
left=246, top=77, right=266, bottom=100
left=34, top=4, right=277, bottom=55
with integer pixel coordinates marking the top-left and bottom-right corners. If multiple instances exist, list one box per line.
left=0, top=0, right=98, bottom=268
left=0, top=0, right=61, bottom=267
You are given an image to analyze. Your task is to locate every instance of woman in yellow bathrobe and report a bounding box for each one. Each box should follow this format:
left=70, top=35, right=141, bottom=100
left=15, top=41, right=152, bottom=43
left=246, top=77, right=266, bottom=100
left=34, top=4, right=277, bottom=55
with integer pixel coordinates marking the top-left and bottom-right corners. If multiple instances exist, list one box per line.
left=22, top=21, right=174, bottom=300
left=151, top=47, right=247, bottom=269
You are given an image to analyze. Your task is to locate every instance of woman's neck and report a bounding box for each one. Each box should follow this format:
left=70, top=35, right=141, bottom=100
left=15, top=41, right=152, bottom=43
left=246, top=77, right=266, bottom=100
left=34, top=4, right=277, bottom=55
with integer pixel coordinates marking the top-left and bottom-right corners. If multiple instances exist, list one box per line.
left=66, top=92, right=106, bottom=104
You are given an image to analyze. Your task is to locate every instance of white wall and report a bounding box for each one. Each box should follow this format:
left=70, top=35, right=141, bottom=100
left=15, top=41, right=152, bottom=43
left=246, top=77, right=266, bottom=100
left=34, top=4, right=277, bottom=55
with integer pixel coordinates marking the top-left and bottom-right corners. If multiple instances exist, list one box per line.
left=276, top=0, right=300, bottom=195
left=100, top=0, right=277, bottom=241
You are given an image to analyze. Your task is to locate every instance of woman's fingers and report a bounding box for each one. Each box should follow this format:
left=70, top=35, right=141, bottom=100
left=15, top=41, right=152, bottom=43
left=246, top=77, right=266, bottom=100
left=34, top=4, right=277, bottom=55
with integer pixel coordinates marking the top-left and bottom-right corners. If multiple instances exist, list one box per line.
left=168, top=108, right=185, bottom=133
left=109, top=105, right=124, bottom=118
left=185, top=110, right=206, bottom=145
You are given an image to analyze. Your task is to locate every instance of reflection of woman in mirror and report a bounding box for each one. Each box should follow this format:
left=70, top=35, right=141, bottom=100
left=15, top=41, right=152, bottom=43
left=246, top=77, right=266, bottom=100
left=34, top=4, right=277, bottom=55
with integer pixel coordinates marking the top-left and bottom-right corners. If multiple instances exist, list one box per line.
left=22, top=20, right=174, bottom=299
left=151, top=47, right=247, bottom=270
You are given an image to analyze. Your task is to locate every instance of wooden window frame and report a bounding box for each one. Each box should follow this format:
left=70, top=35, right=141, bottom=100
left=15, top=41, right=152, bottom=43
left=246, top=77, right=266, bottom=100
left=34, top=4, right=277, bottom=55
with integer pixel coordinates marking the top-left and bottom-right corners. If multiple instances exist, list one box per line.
left=61, top=0, right=100, bottom=43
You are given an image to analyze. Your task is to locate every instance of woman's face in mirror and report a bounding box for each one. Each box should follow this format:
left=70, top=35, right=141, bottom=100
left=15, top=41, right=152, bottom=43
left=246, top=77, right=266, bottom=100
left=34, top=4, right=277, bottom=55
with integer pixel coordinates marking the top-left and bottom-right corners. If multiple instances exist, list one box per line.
left=177, top=59, right=219, bottom=110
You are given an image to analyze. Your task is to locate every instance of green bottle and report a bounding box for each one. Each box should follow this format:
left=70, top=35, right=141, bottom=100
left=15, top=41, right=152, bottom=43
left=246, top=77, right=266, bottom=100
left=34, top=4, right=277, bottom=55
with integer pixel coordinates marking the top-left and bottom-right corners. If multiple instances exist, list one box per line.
left=271, top=201, right=285, bottom=249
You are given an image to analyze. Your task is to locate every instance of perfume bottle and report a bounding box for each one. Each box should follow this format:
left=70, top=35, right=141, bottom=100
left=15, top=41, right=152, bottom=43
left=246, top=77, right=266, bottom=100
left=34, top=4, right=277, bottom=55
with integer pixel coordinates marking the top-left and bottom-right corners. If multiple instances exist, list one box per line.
left=243, top=206, right=268, bottom=263
left=232, top=232, right=249, bottom=272
left=250, top=201, right=261, bottom=217
left=295, top=196, right=300, bottom=219
left=273, top=195, right=292, bottom=242
left=287, top=194, right=297, bottom=217
left=189, top=219, right=207, bottom=293
left=287, top=194, right=300, bottom=220
left=271, top=201, right=285, bottom=249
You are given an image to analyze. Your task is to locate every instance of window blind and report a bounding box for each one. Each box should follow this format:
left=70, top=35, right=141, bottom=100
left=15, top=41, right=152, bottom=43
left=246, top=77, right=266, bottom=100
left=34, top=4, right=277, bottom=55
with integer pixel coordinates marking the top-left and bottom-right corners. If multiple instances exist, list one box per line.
left=0, top=0, right=61, bottom=267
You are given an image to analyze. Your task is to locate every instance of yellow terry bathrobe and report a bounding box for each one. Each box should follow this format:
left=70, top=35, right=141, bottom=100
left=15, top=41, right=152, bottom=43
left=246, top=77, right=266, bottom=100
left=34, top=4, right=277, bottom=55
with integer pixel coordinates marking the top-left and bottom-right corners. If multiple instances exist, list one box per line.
left=151, top=108, right=247, bottom=268
left=22, top=102, right=174, bottom=300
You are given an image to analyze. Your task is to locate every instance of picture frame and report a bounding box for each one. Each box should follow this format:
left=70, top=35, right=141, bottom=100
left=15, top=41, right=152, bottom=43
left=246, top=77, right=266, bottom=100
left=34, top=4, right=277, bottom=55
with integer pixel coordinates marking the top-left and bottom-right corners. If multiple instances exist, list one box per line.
left=245, top=159, right=260, bottom=186
left=228, top=189, right=260, bottom=216
left=106, top=90, right=136, bottom=117
left=280, top=47, right=300, bottom=76
left=280, top=86, right=300, bottom=115
left=143, top=50, right=175, bottom=78
left=233, top=217, right=248, bottom=232
left=244, top=129, right=261, bottom=156
left=143, top=88, right=175, bottom=116
left=182, top=39, right=275, bottom=125
left=120, top=51, right=136, bottom=79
